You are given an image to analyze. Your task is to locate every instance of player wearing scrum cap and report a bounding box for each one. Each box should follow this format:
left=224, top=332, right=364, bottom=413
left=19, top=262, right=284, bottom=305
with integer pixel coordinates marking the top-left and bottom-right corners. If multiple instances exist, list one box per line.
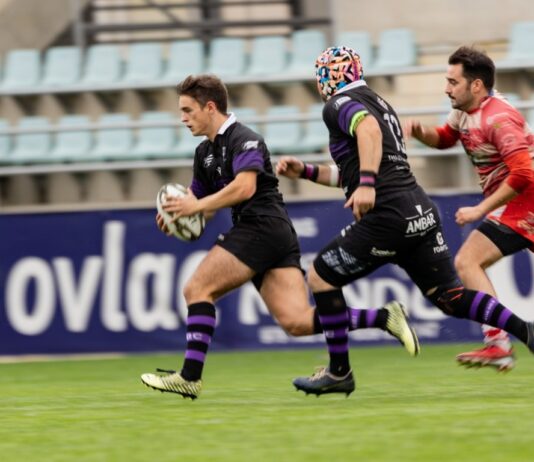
left=277, top=46, right=534, bottom=396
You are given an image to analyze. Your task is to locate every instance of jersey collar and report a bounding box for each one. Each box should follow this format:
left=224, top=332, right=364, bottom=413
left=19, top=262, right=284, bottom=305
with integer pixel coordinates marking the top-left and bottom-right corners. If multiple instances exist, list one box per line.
left=217, top=112, right=237, bottom=135
left=336, top=79, right=368, bottom=95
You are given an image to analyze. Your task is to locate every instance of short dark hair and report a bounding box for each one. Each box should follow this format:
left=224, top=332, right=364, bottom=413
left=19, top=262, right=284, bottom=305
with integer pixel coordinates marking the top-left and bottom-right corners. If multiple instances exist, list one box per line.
left=176, top=74, right=228, bottom=113
left=448, top=46, right=495, bottom=90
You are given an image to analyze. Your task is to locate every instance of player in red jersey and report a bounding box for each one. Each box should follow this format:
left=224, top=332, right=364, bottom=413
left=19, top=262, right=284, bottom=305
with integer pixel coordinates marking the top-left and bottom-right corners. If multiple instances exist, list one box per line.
left=404, top=46, right=534, bottom=371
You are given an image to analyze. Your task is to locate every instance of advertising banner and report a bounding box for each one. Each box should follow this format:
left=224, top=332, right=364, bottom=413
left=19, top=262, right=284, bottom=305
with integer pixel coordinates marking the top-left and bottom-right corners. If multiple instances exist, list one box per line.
left=1, top=194, right=533, bottom=355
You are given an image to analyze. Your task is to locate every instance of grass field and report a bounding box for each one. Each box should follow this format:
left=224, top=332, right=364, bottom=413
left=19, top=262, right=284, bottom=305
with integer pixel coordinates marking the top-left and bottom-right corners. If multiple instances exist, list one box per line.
left=1, top=344, right=533, bottom=462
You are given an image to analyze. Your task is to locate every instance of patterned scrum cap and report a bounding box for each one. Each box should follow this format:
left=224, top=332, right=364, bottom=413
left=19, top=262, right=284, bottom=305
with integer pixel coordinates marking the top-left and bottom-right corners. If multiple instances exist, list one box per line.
left=315, top=46, right=364, bottom=101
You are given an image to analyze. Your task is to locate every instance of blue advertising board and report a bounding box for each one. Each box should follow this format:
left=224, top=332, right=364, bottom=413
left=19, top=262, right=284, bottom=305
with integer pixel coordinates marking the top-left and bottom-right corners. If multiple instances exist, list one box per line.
left=1, top=194, right=533, bottom=355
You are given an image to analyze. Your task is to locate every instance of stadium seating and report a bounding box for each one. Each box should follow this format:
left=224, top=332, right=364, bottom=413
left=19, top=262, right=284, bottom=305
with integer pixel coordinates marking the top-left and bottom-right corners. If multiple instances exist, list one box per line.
left=175, top=126, right=200, bottom=158
left=503, top=21, right=534, bottom=62
left=206, top=37, right=246, bottom=77
left=232, top=107, right=259, bottom=132
left=123, top=42, right=164, bottom=84
left=336, top=31, right=374, bottom=69
left=42, top=46, right=82, bottom=87
left=262, top=105, right=302, bottom=154
left=248, top=35, right=288, bottom=76
left=0, top=119, right=11, bottom=164
left=131, top=111, right=177, bottom=159
left=291, top=103, right=328, bottom=154
left=9, top=116, right=51, bottom=164
left=48, top=115, right=92, bottom=162
left=90, top=113, right=133, bottom=160
left=81, top=44, right=123, bottom=86
left=374, top=28, right=417, bottom=69
left=1, top=49, right=41, bottom=90
left=287, top=29, right=326, bottom=75
left=161, top=39, right=205, bottom=83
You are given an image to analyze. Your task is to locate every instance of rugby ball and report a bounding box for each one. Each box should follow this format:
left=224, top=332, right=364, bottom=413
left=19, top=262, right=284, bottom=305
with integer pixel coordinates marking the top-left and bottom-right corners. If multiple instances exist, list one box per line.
left=156, top=183, right=205, bottom=241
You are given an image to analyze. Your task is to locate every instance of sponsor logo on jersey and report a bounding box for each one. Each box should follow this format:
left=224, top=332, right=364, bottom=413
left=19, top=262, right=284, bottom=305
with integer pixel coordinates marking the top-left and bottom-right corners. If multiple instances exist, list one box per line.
left=243, top=140, right=259, bottom=150
left=432, top=232, right=449, bottom=254
left=376, top=96, right=388, bottom=111
left=405, top=206, right=437, bottom=236
left=334, top=96, right=351, bottom=109
left=370, top=247, right=396, bottom=257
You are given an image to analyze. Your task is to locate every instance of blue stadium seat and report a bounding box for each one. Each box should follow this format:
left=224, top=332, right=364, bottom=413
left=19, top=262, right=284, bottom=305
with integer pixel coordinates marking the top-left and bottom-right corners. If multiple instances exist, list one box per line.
left=81, top=45, right=122, bottom=86
left=248, top=36, right=288, bottom=76
left=175, top=126, right=200, bottom=158
left=206, top=37, right=246, bottom=77
left=0, top=119, right=11, bottom=164
left=504, top=21, right=534, bottom=62
left=123, top=42, right=164, bottom=84
left=162, top=39, right=204, bottom=83
left=336, top=31, right=374, bottom=69
left=292, top=103, right=328, bottom=154
left=1, top=49, right=41, bottom=90
left=49, top=115, right=92, bottom=162
left=132, top=111, right=176, bottom=159
left=262, top=105, right=302, bottom=154
left=90, top=114, right=133, bottom=160
left=287, top=30, right=326, bottom=75
left=9, top=116, right=51, bottom=164
left=42, top=47, right=82, bottom=87
left=374, top=28, right=417, bottom=69
left=232, top=107, right=259, bottom=132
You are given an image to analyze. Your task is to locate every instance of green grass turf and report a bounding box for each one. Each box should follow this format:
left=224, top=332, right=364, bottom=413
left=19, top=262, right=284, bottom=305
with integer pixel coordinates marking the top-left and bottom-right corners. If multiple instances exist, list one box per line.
left=1, top=344, right=533, bottom=462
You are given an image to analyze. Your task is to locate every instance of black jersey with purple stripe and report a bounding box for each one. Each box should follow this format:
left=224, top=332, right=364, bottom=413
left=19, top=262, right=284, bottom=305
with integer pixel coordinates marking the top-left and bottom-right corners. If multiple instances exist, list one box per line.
left=323, top=81, right=416, bottom=201
left=190, top=118, right=288, bottom=224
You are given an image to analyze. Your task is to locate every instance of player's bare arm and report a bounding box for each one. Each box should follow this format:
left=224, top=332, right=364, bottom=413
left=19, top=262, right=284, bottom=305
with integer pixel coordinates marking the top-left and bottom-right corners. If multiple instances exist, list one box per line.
left=456, top=182, right=519, bottom=226
left=403, top=119, right=441, bottom=147
left=276, top=156, right=338, bottom=186
left=164, top=171, right=257, bottom=217
left=344, top=114, right=380, bottom=221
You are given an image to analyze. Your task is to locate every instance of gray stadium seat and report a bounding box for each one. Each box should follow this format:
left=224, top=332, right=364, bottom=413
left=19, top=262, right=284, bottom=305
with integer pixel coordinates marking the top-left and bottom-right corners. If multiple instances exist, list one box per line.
left=132, top=111, right=176, bottom=159
left=504, top=21, right=534, bottom=62
left=0, top=119, right=11, bottom=164
left=232, top=107, right=259, bottom=132
left=42, top=47, right=82, bottom=87
left=292, top=103, right=328, bottom=154
left=336, top=31, right=374, bottom=69
left=90, top=113, right=133, bottom=160
left=175, top=126, right=200, bottom=158
left=374, top=28, right=417, bottom=69
left=49, top=115, right=92, bottom=162
left=262, top=105, right=302, bottom=154
left=161, top=39, right=204, bottom=83
left=247, top=36, right=288, bottom=76
left=287, top=30, right=326, bottom=75
left=81, top=44, right=122, bottom=86
left=9, top=116, right=51, bottom=164
left=206, top=37, right=246, bottom=77
left=1, top=49, right=41, bottom=90
left=123, top=42, right=164, bottom=84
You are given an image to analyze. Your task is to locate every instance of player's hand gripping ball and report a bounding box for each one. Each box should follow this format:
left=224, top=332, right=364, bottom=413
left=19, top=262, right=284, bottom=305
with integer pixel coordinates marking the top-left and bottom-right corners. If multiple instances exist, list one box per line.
left=156, top=183, right=205, bottom=241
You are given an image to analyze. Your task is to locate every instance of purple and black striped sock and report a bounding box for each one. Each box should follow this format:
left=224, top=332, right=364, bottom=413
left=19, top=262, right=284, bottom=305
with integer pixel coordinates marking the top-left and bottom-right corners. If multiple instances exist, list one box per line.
left=313, top=289, right=351, bottom=376
left=466, top=290, right=528, bottom=343
left=180, top=301, right=216, bottom=381
left=312, top=307, right=387, bottom=333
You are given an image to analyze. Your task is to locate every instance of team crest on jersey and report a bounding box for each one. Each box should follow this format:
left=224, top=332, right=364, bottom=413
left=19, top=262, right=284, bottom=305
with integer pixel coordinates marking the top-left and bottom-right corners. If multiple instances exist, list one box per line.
left=243, top=140, right=259, bottom=150
left=203, top=154, right=214, bottom=167
left=334, top=96, right=351, bottom=109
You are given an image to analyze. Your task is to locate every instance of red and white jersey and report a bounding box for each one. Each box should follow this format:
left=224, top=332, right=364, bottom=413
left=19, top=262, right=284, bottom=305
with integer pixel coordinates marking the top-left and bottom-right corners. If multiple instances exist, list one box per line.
left=446, top=93, right=534, bottom=196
